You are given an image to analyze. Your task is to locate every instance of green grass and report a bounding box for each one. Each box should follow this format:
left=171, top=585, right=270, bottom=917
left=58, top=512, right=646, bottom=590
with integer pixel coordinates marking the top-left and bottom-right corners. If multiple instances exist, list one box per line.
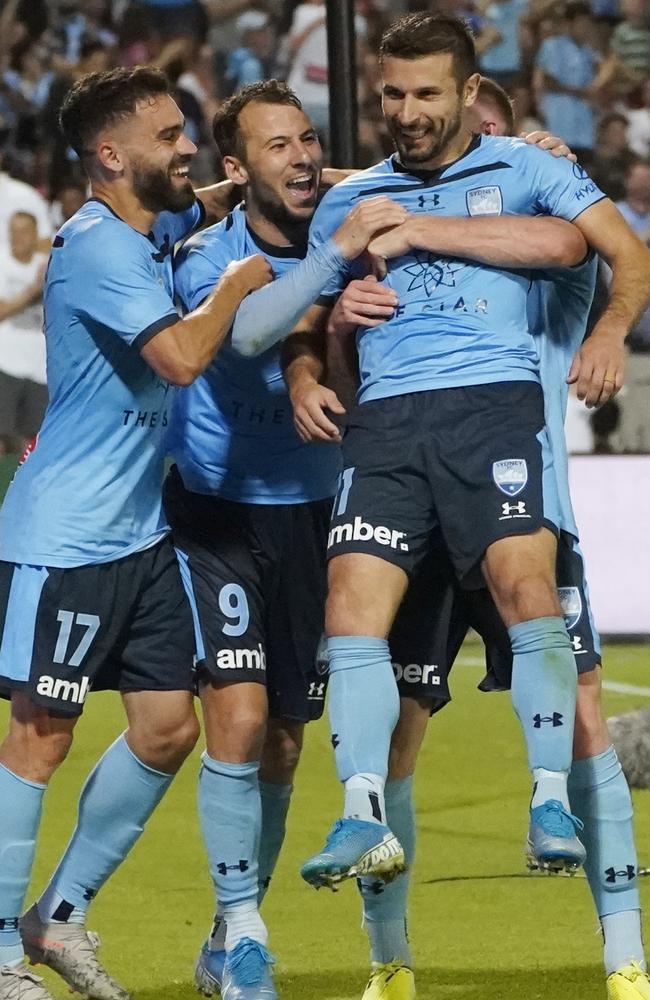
left=2, top=643, right=649, bottom=999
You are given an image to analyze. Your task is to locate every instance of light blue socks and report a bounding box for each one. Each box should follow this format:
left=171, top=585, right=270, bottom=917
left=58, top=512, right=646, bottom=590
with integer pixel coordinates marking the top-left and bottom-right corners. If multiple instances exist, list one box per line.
left=570, top=746, right=645, bottom=974
left=328, top=636, right=400, bottom=823
left=509, top=617, right=577, bottom=806
left=37, top=734, right=173, bottom=923
left=0, top=763, right=46, bottom=965
left=358, top=776, right=415, bottom=966
left=199, top=754, right=267, bottom=950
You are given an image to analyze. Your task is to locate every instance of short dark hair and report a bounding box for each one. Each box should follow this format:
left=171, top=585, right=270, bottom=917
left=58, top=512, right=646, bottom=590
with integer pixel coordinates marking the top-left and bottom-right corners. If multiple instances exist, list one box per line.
left=478, top=76, right=515, bottom=134
left=212, top=80, right=303, bottom=160
left=564, top=1, right=592, bottom=20
left=60, top=66, right=170, bottom=159
left=380, top=13, right=477, bottom=87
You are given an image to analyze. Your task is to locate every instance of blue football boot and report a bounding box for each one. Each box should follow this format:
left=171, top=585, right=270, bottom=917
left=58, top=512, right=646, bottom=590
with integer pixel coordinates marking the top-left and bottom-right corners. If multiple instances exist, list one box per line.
left=221, top=938, right=277, bottom=1000
left=526, top=799, right=586, bottom=874
left=194, top=941, right=226, bottom=997
left=301, top=818, right=406, bottom=891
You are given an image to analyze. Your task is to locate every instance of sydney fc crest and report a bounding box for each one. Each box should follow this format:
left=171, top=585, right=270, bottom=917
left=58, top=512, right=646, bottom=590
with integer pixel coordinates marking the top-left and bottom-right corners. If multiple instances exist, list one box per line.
left=558, top=587, right=582, bottom=630
left=466, top=185, right=503, bottom=216
left=492, top=459, right=528, bottom=496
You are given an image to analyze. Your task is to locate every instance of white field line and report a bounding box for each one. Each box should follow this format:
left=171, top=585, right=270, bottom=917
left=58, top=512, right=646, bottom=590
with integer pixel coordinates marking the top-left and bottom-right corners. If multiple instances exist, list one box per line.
left=456, top=657, right=650, bottom=699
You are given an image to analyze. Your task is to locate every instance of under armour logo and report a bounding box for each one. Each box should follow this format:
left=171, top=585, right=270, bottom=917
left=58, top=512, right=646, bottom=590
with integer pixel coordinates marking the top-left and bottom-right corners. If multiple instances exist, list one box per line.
left=83, top=888, right=97, bottom=902
left=331, top=734, right=340, bottom=749
left=417, top=193, right=440, bottom=209
left=502, top=501, right=527, bottom=516
left=0, top=918, right=18, bottom=930
left=361, top=879, right=385, bottom=896
left=216, top=860, right=249, bottom=875
left=605, top=866, right=636, bottom=883
left=533, top=712, right=564, bottom=728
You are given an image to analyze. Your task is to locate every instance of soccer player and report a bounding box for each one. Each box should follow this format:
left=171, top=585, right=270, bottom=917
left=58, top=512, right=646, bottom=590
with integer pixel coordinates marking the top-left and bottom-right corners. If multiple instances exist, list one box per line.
left=0, top=67, right=271, bottom=1000
left=296, top=12, right=650, bottom=893
left=299, top=78, right=649, bottom=1000
left=167, top=81, right=408, bottom=1000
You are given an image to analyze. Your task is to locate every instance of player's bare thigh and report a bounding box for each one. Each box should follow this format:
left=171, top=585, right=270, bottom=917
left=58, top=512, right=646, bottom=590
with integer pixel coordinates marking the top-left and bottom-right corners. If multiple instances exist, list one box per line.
left=482, top=526, right=561, bottom=628
left=200, top=680, right=269, bottom=764
left=326, top=552, right=409, bottom=638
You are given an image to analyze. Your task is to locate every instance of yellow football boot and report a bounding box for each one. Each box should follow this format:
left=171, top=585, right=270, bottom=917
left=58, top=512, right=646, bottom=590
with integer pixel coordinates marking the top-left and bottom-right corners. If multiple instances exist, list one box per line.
left=607, top=962, right=650, bottom=999
left=361, top=961, right=415, bottom=999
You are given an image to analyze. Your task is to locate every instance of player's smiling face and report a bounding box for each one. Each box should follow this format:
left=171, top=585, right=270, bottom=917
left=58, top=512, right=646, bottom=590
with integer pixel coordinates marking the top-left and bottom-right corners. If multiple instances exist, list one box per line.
left=119, top=94, right=197, bottom=214
left=382, top=52, right=479, bottom=169
left=225, top=101, right=322, bottom=232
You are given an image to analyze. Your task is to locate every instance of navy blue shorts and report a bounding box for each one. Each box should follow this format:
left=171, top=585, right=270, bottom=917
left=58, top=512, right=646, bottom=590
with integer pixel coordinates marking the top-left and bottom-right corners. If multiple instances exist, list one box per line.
left=327, top=382, right=560, bottom=583
left=164, top=467, right=330, bottom=723
left=392, top=530, right=601, bottom=710
left=0, top=538, right=196, bottom=716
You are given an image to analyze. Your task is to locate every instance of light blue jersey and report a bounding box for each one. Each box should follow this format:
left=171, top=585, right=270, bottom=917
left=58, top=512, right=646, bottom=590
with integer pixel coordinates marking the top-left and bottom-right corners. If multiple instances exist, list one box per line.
left=0, top=197, right=203, bottom=567
left=171, top=206, right=340, bottom=504
left=529, top=256, right=598, bottom=537
left=309, top=135, right=605, bottom=404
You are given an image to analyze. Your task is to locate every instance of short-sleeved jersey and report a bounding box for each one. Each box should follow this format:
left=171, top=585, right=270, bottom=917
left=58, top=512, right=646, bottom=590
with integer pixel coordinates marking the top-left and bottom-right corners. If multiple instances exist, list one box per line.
left=528, top=255, right=597, bottom=537
left=170, top=206, right=340, bottom=504
left=309, top=135, right=605, bottom=404
left=0, top=197, right=203, bottom=567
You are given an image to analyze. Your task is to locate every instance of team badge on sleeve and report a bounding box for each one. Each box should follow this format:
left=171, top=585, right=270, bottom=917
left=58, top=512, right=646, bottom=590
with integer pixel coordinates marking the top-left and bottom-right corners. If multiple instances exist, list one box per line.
left=558, top=586, right=583, bottom=630
left=492, top=459, right=528, bottom=496
left=466, top=186, right=503, bottom=216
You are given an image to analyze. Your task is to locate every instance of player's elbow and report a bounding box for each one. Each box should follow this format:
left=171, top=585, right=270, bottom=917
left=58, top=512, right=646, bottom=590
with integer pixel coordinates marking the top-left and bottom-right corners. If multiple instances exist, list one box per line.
left=553, top=227, right=589, bottom=267
left=230, top=329, right=265, bottom=358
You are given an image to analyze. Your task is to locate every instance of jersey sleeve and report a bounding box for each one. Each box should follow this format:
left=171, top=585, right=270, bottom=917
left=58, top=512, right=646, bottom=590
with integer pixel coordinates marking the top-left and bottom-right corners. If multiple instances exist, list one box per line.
left=308, top=187, right=352, bottom=300
left=72, top=226, right=179, bottom=349
left=523, top=144, right=607, bottom=222
left=174, top=231, right=234, bottom=313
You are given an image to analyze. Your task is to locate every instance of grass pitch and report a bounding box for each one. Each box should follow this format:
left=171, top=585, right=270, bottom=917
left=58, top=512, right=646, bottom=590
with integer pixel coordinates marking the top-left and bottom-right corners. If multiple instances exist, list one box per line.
left=2, top=643, right=650, bottom=1000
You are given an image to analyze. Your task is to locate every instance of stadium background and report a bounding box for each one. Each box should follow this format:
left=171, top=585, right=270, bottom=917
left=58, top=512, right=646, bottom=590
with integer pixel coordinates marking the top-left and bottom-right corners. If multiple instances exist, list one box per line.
left=0, top=0, right=649, bottom=996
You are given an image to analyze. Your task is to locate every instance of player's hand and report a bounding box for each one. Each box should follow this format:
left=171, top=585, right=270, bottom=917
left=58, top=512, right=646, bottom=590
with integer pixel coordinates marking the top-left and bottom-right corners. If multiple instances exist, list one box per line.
left=333, top=196, right=409, bottom=260
left=290, top=378, right=346, bottom=443
left=367, top=219, right=418, bottom=276
left=567, top=325, right=626, bottom=408
left=328, top=275, right=398, bottom=335
left=223, top=254, right=273, bottom=296
left=522, top=130, right=577, bottom=162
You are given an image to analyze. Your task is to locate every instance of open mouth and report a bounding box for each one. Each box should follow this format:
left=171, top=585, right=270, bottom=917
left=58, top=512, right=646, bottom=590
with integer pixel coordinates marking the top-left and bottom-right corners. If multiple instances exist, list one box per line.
left=285, top=172, right=316, bottom=202
left=170, top=163, right=191, bottom=180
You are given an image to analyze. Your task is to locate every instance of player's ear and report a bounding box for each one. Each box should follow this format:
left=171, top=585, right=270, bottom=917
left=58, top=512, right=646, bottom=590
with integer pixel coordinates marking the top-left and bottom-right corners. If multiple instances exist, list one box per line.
left=96, top=139, right=124, bottom=175
left=463, top=73, right=481, bottom=109
left=223, top=155, right=249, bottom=188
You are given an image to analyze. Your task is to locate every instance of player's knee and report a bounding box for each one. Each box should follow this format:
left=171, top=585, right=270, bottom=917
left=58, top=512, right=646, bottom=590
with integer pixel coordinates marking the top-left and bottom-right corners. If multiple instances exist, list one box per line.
left=2, top=723, right=74, bottom=783
left=498, top=572, right=560, bottom=624
left=261, top=723, right=303, bottom=783
left=132, top=710, right=200, bottom=772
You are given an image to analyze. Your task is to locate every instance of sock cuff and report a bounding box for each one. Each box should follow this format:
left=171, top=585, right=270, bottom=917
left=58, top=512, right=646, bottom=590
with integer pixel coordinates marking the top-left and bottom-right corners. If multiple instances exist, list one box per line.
left=0, top=761, right=47, bottom=792
left=508, top=616, right=569, bottom=652
left=201, top=753, right=260, bottom=779
left=258, top=780, right=293, bottom=800
left=119, top=735, right=175, bottom=781
left=327, top=636, right=390, bottom=672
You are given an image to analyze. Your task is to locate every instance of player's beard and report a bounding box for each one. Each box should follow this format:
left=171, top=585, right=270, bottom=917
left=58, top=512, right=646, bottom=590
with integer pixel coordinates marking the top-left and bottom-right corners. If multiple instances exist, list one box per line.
left=389, top=104, right=464, bottom=169
left=131, top=155, right=196, bottom=214
left=246, top=169, right=317, bottom=245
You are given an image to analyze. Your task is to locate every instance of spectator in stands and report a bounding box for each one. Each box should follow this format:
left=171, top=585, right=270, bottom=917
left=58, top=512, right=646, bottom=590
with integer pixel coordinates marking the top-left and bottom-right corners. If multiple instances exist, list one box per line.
left=609, top=0, right=650, bottom=84
left=0, top=211, right=47, bottom=456
left=54, top=0, right=117, bottom=65
left=591, top=111, right=636, bottom=200
left=287, top=0, right=329, bottom=138
left=616, top=158, right=650, bottom=236
left=511, top=80, right=543, bottom=133
left=477, top=0, right=528, bottom=89
left=626, top=75, right=650, bottom=157
left=50, top=179, right=87, bottom=228
left=123, top=0, right=209, bottom=42
left=0, top=137, right=51, bottom=251
left=225, top=10, right=275, bottom=94
left=535, top=1, right=600, bottom=164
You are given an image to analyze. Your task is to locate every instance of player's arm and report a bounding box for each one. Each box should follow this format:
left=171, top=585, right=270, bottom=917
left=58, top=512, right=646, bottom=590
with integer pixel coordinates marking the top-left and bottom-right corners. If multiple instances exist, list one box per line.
left=568, top=199, right=650, bottom=406
left=229, top=195, right=408, bottom=357
left=0, top=265, right=45, bottom=322
left=368, top=214, right=587, bottom=271
left=282, top=304, right=346, bottom=443
left=194, top=180, right=239, bottom=224
left=140, top=255, right=272, bottom=385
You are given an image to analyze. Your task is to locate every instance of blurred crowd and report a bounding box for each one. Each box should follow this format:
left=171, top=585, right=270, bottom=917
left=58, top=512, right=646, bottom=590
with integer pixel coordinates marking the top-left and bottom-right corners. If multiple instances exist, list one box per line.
left=0, top=0, right=649, bottom=456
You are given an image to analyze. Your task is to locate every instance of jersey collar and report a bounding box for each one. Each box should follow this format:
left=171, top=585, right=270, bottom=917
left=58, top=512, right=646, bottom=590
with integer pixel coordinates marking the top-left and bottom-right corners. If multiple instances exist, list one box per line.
left=391, top=133, right=482, bottom=182
left=245, top=221, right=308, bottom=260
